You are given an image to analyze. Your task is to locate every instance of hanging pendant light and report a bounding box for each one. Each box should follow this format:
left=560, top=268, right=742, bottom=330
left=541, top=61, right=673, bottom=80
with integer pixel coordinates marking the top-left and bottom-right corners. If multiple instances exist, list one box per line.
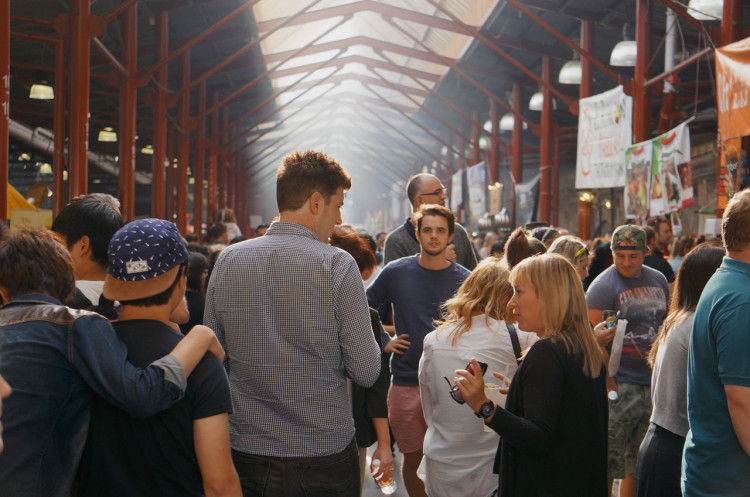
left=558, top=60, right=582, bottom=85
left=499, top=113, right=529, bottom=131
left=610, top=24, right=637, bottom=67
left=687, top=0, right=723, bottom=20
left=528, top=91, right=557, bottom=111
left=29, top=83, right=54, bottom=100
left=98, top=127, right=118, bottom=142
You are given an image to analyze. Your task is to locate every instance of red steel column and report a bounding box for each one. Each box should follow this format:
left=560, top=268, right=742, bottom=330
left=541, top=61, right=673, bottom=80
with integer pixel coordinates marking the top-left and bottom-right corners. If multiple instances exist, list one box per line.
left=722, top=0, right=742, bottom=46
left=68, top=0, right=91, bottom=200
left=177, top=51, right=190, bottom=234
left=471, top=111, right=480, bottom=165
left=577, top=198, right=591, bottom=240
left=218, top=107, right=228, bottom=210
left=0, top=0, right=9, bottom=221
left=228, top=127, right=236, bottom=212
left=539, top=56, right=552, bottom=224
left=553, top=134, right=560, bottom=226
left=511, top=84, right=522, bottom=227
left=580, top=21, right=593, bottom=99
left=208, top=92, right=219, bottom=223
left=53, top=40, right=65, bottom=214
left=194, top=80, right=206, bottom=240
left=167, top=128, right=175, bottom=222
left=633, top=0, right=652, bottom=143
left=489, top=99, right=498, bottom=184
left=118, top=2, right=137, bottom=222
left=152, top=10, right=168, bottom=219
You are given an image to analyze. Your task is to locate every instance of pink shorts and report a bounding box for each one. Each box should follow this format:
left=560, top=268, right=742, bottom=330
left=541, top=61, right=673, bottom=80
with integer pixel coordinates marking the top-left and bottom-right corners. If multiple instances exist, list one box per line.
left=387, top=385, right=427, bottom=454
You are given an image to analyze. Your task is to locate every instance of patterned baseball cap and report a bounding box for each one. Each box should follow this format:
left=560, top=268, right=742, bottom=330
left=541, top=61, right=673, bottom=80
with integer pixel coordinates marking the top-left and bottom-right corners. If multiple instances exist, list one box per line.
left=103, top=218, right=189, bottom=301
left=611, top=225, right=647, bottom=251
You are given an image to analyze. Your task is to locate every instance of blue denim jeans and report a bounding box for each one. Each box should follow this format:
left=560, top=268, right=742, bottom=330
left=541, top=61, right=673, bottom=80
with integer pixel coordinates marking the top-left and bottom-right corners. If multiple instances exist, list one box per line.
left=231, top=439, right=360, bottom=497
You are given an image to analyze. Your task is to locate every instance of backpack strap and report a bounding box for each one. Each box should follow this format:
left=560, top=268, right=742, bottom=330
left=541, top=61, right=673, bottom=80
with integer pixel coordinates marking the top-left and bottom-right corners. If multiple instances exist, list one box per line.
left=507, top=323, right=522, bottom=364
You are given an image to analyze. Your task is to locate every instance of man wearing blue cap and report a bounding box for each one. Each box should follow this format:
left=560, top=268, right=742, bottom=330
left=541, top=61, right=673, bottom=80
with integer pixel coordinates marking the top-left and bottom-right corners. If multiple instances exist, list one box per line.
left=78, top=219, right=240, bottom=497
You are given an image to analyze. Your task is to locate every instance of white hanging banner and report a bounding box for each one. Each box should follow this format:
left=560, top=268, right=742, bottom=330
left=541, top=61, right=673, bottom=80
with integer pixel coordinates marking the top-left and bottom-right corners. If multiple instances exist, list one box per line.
left=576, top=85, right=633, bottom=189
left=467, top=162, right=487, bottom=217
left=450, top=170, right=463, bottom=212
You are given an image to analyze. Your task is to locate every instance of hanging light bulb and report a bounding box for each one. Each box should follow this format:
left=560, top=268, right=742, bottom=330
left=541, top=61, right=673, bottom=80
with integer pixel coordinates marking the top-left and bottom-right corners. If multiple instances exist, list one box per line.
left=610, top=24, right=637, bottom=67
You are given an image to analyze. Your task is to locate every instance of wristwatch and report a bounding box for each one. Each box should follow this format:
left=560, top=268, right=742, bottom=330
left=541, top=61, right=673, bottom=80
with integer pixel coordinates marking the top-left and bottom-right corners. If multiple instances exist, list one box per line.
left=475, top=400, right=495, bottom=419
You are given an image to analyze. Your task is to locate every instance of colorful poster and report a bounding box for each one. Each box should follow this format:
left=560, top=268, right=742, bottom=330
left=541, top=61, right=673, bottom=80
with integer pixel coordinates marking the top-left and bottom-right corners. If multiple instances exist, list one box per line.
left=718, top=137, right=743, bottom=210
left=467, top=162, right=487, bottom=218
left=624, top=141, right=652, bottom=219
left=716, top=37, right=750, bottom=142
left=651, top=122, right=693, bottom=213
left=576, top=85, right=633, bottom=189
left=450, top=170, right=462, bottom=212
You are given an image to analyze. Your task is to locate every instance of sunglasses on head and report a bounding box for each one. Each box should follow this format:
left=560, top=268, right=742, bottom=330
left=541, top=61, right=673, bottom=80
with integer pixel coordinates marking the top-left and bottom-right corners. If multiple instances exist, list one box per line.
left=444, top=361, right=488, bottom=404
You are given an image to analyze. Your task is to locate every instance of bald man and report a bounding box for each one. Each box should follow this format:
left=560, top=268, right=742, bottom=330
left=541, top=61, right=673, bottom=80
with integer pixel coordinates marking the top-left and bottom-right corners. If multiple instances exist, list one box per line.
left=383, top=174, right=477, bottom=270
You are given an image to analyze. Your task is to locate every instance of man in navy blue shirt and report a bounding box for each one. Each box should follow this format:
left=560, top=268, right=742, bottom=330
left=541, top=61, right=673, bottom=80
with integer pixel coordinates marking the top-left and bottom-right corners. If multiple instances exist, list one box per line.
left=367, top=204, right=470, bottom=497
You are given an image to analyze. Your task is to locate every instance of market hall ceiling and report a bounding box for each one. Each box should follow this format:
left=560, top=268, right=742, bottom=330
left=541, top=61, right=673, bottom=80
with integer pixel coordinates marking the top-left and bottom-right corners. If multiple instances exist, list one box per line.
left=8, top=0, right=741, bottom=199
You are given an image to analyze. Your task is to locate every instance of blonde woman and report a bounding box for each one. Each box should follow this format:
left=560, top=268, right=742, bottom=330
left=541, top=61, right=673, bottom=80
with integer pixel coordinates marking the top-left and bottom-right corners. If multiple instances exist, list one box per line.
left=418, top=258, right=538, bottom=497
left=455, top=254, right=607, bottom=497
left=548, top=235, right=590, bottom=281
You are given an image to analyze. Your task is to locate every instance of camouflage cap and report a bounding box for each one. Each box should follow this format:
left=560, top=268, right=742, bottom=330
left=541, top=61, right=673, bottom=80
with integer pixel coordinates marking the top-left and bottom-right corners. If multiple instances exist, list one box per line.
left=611, top=225, right=647, bottom=251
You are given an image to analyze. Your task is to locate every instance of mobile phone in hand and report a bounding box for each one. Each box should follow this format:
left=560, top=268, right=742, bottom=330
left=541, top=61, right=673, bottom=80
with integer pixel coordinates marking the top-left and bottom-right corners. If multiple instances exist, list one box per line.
left=466, top=361, right=488, bottom=376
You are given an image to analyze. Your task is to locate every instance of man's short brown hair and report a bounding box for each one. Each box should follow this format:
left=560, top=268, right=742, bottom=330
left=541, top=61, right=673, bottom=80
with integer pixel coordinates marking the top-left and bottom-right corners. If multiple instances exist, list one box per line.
left=276, top=150, right=351, bottom=212
left=722, top=188, right=750, bottom=251
left=413, top=204, right=455, bottom=236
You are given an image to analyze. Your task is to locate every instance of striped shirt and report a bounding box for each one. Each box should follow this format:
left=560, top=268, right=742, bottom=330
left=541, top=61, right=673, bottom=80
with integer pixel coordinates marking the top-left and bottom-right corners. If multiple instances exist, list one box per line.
left=205, top=221, right=380, bottom=457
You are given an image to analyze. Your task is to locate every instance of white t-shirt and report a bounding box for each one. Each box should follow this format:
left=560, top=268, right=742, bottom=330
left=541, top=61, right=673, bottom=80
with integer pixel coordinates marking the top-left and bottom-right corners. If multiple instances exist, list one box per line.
left=76, top=280, right=105, bottom=306
left=418, top=316, right=538, bottom=497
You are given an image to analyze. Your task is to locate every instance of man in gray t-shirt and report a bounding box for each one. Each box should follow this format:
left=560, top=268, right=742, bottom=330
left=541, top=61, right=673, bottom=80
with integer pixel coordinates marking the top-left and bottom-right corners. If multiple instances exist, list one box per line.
left=586, top=225, right=669, bottom=497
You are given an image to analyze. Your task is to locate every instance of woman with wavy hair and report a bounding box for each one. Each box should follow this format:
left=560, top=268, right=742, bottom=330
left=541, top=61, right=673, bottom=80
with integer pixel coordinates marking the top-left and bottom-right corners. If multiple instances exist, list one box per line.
left=455, top=254, right=607, bottom=497
left=635, top=242, right=724, bottom=497
left=418, top=258, right=538, bottom=497
left=548, top=235, right=590, bottom=281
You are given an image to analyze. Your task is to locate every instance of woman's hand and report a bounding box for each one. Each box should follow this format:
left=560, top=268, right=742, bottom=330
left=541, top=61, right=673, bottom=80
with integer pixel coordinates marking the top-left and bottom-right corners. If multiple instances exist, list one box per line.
left=454, top=358, right=489, bottom=413
left=594, top=321, right=616, bottom=347
left=494, top=372, right=511, bottom=394
left=370, top=442, right=394, bottom=482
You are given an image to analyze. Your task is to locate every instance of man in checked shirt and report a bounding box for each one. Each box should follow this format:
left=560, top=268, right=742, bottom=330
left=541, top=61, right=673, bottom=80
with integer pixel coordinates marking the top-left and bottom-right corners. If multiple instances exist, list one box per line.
left=205, top=150, right=381, bottom=497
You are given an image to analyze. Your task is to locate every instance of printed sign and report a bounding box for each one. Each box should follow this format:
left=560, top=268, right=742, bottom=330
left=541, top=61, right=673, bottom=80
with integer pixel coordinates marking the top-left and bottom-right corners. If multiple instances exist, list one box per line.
left=716, top=37, right=750, bottom=142
left=576, top=86, right=633, bottom=188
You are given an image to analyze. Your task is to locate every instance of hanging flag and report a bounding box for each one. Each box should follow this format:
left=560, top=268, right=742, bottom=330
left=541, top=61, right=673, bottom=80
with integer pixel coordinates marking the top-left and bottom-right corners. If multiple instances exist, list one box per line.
left=624, top=141, right=652, bottom=219
left=467, top=162, right=487, bottom=218
left=651, top=122, right=693, bottom=212
left=450, top=170, right=463, bottom=212
left=624, top=121, right=693, bottom=218
left=576, top=86, right=633, bottom=189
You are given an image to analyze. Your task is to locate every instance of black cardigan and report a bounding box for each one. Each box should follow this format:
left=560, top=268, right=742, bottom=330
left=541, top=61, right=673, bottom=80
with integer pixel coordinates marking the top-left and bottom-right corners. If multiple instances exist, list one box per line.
left=486, top=337, right=608, bottom=497
left=351, top=308, right=391, bottom=448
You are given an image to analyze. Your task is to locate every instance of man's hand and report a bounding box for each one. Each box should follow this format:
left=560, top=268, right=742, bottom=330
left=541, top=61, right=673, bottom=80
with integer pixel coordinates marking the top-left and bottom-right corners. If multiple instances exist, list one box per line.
left=594, top=321, right=616, bottom=346
left=445, top=243, right=457, bottom=262
left=384, top=334, right=410, bottom=355
left=190, top=325, right=226, bottom=363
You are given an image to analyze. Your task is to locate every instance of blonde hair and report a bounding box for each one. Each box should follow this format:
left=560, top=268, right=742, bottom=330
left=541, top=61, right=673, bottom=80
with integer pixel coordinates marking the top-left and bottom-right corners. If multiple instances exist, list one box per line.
left=435, top=258, right=516, bottom=346
left=548, top=235, right=588, bottom=266
left=510, top=254, right=603, bottom=378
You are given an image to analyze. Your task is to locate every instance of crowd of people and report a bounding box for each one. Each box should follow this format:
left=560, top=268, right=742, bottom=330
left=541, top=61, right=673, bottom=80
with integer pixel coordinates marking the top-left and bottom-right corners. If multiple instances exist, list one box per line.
left=0, top=149, right=748, bottom=497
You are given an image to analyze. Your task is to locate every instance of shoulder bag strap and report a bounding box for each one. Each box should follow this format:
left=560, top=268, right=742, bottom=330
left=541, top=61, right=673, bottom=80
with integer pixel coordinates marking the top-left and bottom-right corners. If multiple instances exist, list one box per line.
left=507, top=323, right=522, bottom=364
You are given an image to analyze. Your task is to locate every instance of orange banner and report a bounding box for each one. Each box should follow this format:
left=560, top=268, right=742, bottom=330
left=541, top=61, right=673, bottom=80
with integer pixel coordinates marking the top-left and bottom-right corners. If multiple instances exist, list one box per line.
left=716, top=37, right=750, bottom=142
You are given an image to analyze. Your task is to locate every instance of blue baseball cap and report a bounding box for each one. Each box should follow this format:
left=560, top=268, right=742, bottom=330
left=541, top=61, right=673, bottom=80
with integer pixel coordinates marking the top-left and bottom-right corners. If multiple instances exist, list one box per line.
left=103, top=218, right=188, bottom=301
